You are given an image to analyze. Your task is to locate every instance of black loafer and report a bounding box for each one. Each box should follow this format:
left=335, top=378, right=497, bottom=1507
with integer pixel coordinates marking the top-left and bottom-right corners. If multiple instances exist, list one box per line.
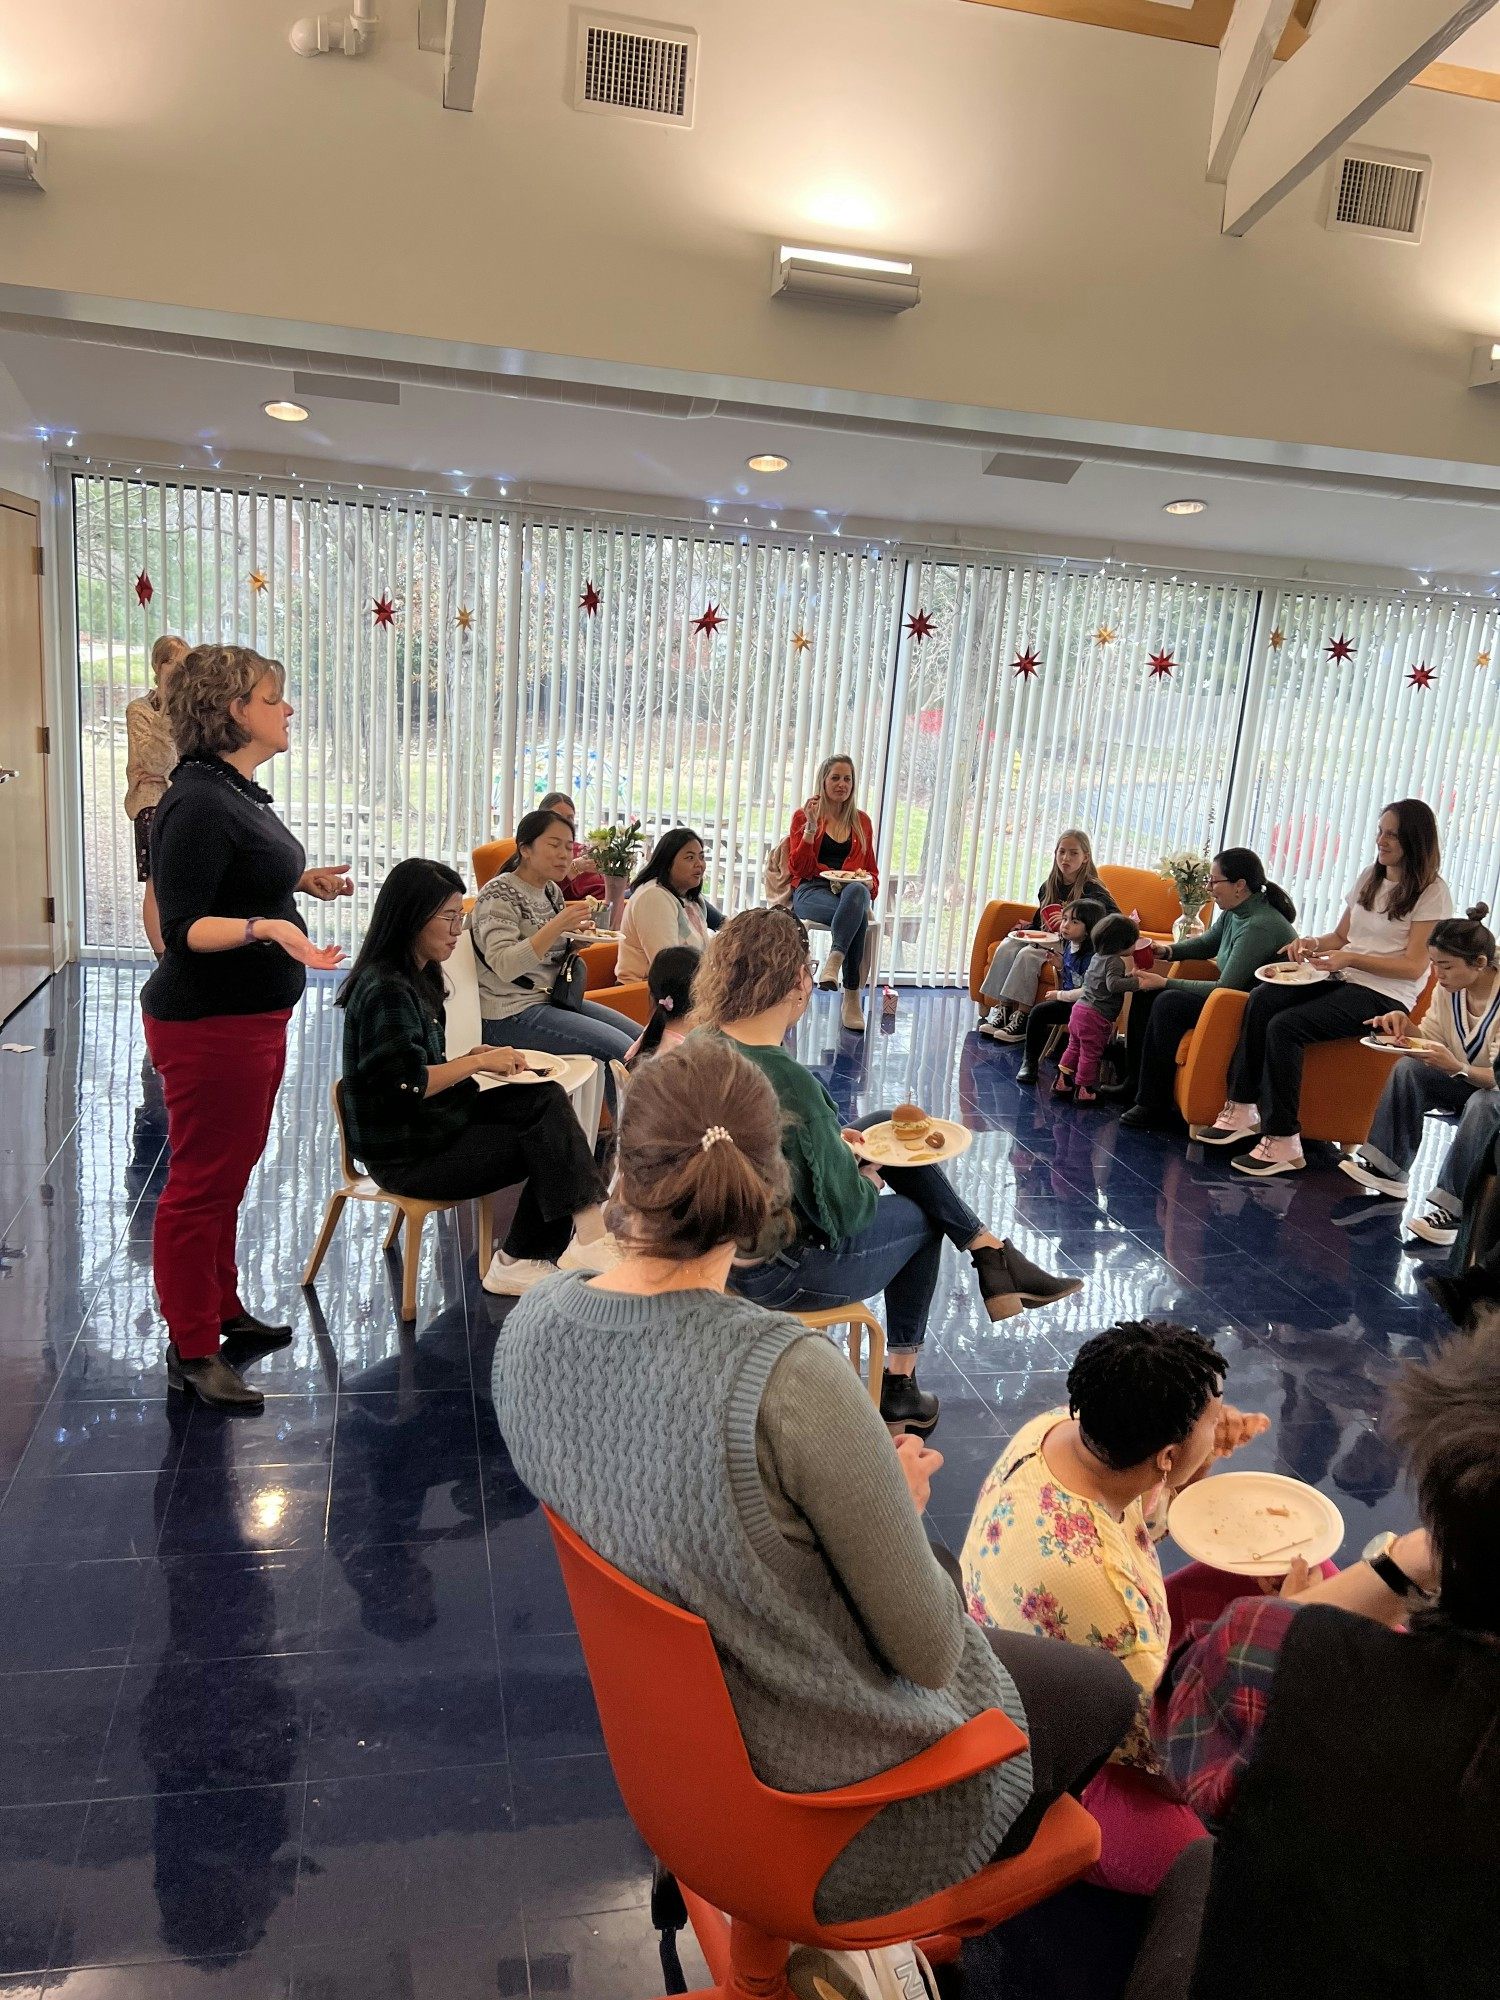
left=879, top=1370, right=940, bottom=1435
left=166, top=1343, right=265, bottom=1414
left=1015, top=1065, right=1039, bottom=1087
left=219, top=1312, right=294, bottom=1365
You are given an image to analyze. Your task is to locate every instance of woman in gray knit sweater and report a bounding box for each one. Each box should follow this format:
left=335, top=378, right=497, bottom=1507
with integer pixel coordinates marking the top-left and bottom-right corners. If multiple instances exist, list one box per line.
left=493, top=1037, right=1134, bottom=1925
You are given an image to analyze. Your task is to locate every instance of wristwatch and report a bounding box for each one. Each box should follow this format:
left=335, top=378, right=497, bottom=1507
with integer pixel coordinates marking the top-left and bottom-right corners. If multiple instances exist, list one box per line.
left=1360, top=1530, right=1432, bottom=1601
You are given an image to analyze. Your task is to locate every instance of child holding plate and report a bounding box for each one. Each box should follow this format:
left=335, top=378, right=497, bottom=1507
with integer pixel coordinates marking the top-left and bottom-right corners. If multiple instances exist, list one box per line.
left=1339, top=905, right=1500, bottom=1246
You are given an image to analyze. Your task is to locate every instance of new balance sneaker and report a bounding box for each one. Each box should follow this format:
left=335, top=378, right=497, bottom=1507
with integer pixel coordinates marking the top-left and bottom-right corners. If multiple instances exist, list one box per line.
left=1231, top=1135, right=1305, bottom=1178
left=481, top=1253, right=558, bottom=1295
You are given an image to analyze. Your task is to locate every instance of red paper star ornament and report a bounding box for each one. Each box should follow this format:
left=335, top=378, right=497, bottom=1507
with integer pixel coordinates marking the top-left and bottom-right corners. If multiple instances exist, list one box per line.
left=580, top=581, right=602, bottom=616
left=905, top=608, right=935, bottom=644
left=1407, top=663, right=1436, bottom=692
left=1325, top=634, right=1354, bottom=665
left=693, top=603, right=725, bottom=638
left=1012, top=648, right=1041, bottom=681
left=372, top=593, right=397, bottom=628
left=134, top=570, right=153, bottom=608
left=1147, top=648, right=1175, bottom=680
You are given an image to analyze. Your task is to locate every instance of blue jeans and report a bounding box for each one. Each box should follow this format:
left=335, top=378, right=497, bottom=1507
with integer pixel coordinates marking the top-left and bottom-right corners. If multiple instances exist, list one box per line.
left=730, top=1109, right=985, bottom=1351
left=793, top=881, right=871, bottom=987
left=485, top=1000, right=638, bottom=1112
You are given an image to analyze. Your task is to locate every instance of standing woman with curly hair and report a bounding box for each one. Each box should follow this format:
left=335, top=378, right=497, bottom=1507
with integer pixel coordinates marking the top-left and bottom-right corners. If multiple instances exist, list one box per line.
left=142, top=645, right=353, bottom=1412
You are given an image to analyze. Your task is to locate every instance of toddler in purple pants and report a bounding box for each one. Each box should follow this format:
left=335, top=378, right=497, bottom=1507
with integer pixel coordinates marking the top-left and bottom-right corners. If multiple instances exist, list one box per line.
left=1056, top=913, right=1161, bottom=1104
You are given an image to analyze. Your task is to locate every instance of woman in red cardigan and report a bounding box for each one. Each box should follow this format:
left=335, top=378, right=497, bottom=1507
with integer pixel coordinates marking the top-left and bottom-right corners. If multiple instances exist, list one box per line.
left=789, top=754, right=879, bottom=1035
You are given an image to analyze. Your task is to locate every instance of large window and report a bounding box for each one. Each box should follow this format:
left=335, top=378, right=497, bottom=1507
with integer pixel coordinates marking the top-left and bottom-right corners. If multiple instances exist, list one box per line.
left=72, top=469, right=1500, bottom=976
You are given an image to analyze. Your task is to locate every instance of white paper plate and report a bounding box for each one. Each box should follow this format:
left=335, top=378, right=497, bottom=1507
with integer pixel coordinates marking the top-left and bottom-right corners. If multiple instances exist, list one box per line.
left=820, top=870, right=861, bottom=884
left=1168, top=1470, right=1344, bottom=1576
left=852, top=1117, right=974, bottom=1166
left=1255, top=963, right=1330, bottom=986
left=1360, top=1035, right=1441, bottom=1054
left=475, top=1050, right=568, bottom=1090
left=1014, top=930, right=1057, bottom=944
left=569, top=928, right=623, bottom=942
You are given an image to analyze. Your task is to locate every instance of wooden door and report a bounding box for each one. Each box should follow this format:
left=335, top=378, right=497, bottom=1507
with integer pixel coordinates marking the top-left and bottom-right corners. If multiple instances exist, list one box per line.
left=0, top=493, right=52, bottom=1025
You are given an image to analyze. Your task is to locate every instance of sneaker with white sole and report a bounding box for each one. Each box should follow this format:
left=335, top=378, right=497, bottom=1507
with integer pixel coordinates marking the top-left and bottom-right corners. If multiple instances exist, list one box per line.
left=1407, top=1204, right=1459, bottom=1248
left=558, top=1233, right=624, bottom=1274
left=481, top=1253, right=558, bottom=1295
left=1191, top=1101, right=1261, bottom=1146
left=1231, top=1136, right=1305, bottom=1178
left=1338, top=1154, right=1409, bottom=1200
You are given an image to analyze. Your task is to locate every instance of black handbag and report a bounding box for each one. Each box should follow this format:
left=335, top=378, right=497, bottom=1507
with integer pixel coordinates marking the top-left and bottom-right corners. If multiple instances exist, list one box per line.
left=549, top=950, right=587, bottom=1012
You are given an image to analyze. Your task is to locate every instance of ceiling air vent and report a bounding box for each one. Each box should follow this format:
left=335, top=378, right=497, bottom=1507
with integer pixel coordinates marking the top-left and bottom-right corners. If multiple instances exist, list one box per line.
left=1323, top=146, right=1429, bottom=243
left=574, top=14, right=697, bottom=127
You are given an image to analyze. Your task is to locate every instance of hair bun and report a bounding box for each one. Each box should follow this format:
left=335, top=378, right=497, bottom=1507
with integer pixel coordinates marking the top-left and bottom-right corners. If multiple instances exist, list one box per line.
left=1468, top=902, right=1490, bottom=923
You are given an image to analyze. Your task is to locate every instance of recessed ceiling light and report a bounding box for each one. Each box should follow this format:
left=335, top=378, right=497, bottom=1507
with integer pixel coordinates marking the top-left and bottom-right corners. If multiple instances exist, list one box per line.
left=263, top=400, right=309, bottom=423
left=1163, top=498, right=1207, bottom=515
left=747, top=453, right=789, bottom=473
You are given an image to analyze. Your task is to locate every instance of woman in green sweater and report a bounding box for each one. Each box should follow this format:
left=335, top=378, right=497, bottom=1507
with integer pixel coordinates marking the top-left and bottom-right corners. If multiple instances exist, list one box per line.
left=693, top=908, right=1081, bottom=1432
left=493, top=1035, right=1135, bottom=1927
left=1118, top=848, right=1297, bottom=1131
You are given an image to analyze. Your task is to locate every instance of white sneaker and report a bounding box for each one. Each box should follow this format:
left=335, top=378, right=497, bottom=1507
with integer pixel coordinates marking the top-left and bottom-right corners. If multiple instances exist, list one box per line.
left=818, top=950, right=844, bottom=989
left=481, top=1253, right=558, bottom=1295
left=1408, top=1204, right=1459, bottom=1247
left=1191, top=1101, right=1261, bottom=1146
left=1338, top=1154, right=1408, bottom=1200
left=558, top=1232, right=623, bottom=1274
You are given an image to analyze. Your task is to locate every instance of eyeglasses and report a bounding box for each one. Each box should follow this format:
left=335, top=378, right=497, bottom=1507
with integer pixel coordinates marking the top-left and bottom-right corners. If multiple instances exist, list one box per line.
left=440, top=913, right=466, bottom=932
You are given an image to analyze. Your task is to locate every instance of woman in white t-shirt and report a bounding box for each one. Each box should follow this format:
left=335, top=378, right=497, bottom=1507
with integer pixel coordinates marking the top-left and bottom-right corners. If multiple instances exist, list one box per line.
left=1194, top=800, right=1452, bottom=1177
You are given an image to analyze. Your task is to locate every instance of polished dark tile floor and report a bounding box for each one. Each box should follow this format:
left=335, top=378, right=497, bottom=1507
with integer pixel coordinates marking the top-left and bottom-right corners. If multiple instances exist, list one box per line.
left=0, top=967, right=1442, bottom=1998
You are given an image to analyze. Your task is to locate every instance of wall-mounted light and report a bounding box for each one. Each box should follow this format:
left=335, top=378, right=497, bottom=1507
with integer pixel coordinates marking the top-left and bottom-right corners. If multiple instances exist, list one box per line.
left=1163, top=498, right=1207, bottom=516
left=771, top=243, right=920, bottom=313
left=747, top=453, right=789, bottom=473
left=0, top=127, right=45, bottom=190
left=1470, top=341, right=1500, bottom=388
left=264, top=400, right=309, bottom=423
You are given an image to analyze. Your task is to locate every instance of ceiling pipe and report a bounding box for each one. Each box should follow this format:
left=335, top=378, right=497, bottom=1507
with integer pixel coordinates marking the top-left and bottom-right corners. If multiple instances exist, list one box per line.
left=290, top=0, right=378, bottom=58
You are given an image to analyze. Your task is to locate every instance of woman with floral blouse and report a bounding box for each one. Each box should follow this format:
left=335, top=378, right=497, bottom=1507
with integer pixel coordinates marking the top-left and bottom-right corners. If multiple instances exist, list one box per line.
left=960, top=1320, right=1269, bottom=1893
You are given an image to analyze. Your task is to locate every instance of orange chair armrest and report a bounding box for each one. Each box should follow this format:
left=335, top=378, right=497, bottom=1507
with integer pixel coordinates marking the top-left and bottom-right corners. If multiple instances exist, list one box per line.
left=969, top=902, right=1033, bottom=1001
left=1169, top=960, right=1218, bottom=983
left=794, top=1710, right=1029, bottom=1810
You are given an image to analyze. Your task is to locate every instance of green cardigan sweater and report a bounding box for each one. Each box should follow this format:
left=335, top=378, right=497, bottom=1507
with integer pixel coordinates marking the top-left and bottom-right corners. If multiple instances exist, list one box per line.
left=710, top=1033, right=878, bottom=1245
left=1166, top=890, right=1297, bottom=999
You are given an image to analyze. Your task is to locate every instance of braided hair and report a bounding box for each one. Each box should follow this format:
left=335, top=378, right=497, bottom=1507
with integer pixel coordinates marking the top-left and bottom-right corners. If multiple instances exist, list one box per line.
left=1068, top=1320, right=1227, bottom=1471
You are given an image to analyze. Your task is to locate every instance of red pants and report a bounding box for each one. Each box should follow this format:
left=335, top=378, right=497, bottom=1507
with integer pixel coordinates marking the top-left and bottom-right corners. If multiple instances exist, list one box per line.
left=142, top=1009, right=291, bottom=1358
left=1061, top=1000, right=1115, bottom=1089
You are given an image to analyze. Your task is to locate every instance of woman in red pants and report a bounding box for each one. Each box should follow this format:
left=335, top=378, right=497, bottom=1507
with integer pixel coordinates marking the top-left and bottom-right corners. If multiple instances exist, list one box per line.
left=142, top=644, right=350, bottom=1413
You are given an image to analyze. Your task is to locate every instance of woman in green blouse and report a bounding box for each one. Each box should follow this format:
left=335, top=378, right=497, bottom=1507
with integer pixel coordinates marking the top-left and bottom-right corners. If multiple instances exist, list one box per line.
left=694, top=907, right=1081, bottom=1433
left=336, top=859, right=610, bottom=1296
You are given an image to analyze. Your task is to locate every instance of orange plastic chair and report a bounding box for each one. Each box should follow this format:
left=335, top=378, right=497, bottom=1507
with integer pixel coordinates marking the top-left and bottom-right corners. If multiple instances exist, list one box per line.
left=543, top=1506, right=1100, bottom=2000
left=472, top=837, right=517, bottom=887
left=1173, top=971, right=1439, bottom=1143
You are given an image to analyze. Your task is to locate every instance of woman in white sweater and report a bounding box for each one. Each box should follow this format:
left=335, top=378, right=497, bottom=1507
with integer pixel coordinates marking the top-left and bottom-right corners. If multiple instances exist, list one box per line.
left=1339, top=905, right=1500, bottom=1247
left=615, top=827, right=725, bottom=983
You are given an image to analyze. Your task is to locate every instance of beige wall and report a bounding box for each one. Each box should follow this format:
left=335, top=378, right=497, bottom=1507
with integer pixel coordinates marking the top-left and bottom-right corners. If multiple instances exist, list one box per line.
left=0, top=355, right=43, bottom=500
left=8, top=0, right=1500, bottom=465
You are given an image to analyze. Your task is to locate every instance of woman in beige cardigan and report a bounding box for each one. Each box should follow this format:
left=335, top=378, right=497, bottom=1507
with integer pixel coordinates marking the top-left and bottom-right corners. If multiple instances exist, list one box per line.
left=124, top=633, right=188, bottom=954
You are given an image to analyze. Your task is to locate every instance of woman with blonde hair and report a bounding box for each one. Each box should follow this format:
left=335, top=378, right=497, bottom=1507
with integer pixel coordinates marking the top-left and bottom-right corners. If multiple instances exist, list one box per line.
left=494, top=1034, right=1134, bottom=1927
left=142, top=644, right=352, bottom=1411
left=977, top=829, right=1115, bottom=1042
left=787, top=754, right=879, bottom=1034
left=695, top=907, right=1081, bottom=1431
left=124, top=633, right=190, bottom=955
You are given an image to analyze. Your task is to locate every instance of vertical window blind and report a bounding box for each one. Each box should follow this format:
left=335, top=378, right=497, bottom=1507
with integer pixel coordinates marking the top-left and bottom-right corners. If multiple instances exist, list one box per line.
left=70, top=468, right=1500, bottom=979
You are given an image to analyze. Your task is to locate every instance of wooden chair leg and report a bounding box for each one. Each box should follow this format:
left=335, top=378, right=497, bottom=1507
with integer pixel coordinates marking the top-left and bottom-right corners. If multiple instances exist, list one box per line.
left=399, top=1207, right=422, bottom=1322
left=383, top=1206, right=404, bottom=1252
left=864, top=1317, right=885, bottom=1399
left=302, top=1191, right=349, bottom=1286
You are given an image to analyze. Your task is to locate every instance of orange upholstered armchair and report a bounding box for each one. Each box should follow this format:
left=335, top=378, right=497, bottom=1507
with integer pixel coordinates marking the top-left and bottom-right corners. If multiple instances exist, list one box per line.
left=468, top=844, right=650, bottom=1022
left=1173, top=973, right=1438, bottom=1144
left=472, top=837, right=517, bottom=888
left=967, top=865, right=1190, bottom=1004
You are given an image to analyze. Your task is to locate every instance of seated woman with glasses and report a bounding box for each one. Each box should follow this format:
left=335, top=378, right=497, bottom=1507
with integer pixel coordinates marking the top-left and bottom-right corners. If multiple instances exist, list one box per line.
left=694, top=907, right=1083, bottom=1432
left=337, top=858, right=614, bottom=1297
left=471, top=806, right=638, bottom=1072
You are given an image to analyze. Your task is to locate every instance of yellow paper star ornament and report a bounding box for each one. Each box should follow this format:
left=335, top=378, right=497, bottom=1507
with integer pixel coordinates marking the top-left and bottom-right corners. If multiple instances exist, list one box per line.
left=1479, top=650, right=1491, bottom=668
left=791, top=629, right=812, bottom=654
left=455, top=606, right=474, bottom=631
left=1093, top=624, right=1116, bottom=648
left=249, top=570, right=268, bottom=594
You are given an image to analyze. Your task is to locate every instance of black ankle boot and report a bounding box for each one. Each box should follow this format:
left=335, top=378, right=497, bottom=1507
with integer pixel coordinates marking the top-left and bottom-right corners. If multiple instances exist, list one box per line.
left=166, top=1342, right=265, bottom=1413
left=970, top=1244, right=1022, bottom=1321
left=220, top=1312, right=294, bottom=1364
left=993, top=1239, right=1084, bottom=1311
left=879, top=1369, right=940, bottom=1435
left=1015, top=1063, right=1039, bottom=1087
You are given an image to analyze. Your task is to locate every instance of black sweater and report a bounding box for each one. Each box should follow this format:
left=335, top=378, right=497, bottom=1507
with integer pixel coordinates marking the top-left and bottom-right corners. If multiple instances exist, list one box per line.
left=141, top=758, right=309, bottom=1022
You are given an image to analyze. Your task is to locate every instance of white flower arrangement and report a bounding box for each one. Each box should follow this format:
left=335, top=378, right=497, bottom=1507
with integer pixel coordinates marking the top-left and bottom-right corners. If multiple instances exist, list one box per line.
left=1157, top=848, right=1213, bottom=913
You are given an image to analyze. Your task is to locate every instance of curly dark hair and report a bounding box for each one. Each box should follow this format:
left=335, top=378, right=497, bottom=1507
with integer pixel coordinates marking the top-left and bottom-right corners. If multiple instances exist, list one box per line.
left=1068, top=1320, right=1227, bottom=1471
left=1386, top=1315, right=1500, bottom=1633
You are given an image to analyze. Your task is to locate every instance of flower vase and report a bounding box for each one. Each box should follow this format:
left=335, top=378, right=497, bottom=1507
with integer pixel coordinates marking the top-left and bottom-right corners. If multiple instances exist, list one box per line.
left=604, top=875, right=628, bottom=930
left=1173, top=913, right=1205, bottom=944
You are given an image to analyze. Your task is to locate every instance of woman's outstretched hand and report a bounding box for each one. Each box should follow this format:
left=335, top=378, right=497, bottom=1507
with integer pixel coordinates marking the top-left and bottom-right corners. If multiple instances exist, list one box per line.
left=260, top=919, right=344, bottom=971
left=299, top=864, right=354, bottom=901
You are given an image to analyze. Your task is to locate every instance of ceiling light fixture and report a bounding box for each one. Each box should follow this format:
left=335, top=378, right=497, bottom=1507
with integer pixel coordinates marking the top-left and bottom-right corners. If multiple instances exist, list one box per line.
left=747, top=454, right=789, bottom=474
left=772, top=243, right=920, bottom=313
left=1163, top=498, right=1207, bottom=515
left=263, top=400, right=309, bottom=423
left=0, top=127, right=45, bottom=190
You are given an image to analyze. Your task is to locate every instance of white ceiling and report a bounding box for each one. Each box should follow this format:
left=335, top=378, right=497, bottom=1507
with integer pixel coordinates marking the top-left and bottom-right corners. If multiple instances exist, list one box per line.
left=6, top=329, right=1500, bottom=584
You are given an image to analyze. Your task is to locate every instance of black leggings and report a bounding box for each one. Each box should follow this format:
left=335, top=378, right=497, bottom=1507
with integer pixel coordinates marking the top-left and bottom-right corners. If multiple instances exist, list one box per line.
left=1225, top=980, right=1387, bottom=1137
left=375, top=1084, right=605, bottom=1263
left=1021, top=997, right=1078, bottom=1068
left=1134, top=987, right=1212, bottom=1120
